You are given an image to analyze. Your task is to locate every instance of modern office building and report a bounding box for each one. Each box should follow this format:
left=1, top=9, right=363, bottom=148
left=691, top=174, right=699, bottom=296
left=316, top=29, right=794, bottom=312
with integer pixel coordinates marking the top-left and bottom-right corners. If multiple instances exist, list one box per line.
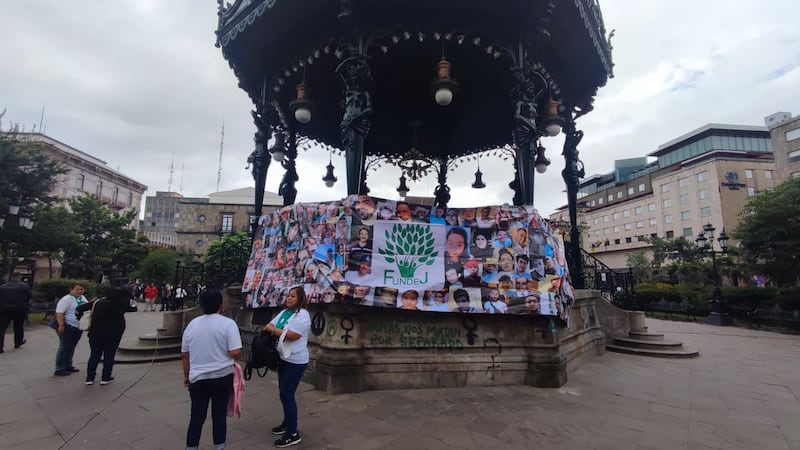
left=551, top=123, right=776, bottom=269
left=765, top=112, right=800, bottom=182
left=141, top=187, right=283, bottom=256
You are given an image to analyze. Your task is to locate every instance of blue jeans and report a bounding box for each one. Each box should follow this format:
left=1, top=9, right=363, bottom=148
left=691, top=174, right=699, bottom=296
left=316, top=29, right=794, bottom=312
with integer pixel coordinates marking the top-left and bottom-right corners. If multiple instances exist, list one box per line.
left=86, top=332, right=123, bottom=381
left=278, top=360, right=307, bottom=434
left=186, top=373, right=232, bottom=448
left=55, top=325, right=82, bottom=372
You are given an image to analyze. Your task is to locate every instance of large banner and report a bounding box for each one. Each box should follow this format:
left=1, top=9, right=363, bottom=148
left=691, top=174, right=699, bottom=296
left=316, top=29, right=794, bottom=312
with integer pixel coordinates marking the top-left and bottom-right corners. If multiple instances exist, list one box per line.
left=242, top=195, right=575, bottom=319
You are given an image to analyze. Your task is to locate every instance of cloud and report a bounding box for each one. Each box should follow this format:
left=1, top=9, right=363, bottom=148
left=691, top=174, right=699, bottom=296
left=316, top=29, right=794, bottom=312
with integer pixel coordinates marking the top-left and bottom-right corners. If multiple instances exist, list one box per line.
left=1, top=0, right=799, bottom=220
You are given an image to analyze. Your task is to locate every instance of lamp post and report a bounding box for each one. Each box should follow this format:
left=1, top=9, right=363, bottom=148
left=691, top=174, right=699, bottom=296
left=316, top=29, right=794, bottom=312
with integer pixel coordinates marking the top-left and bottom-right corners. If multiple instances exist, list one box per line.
left=695, top=223, right=730, bottom=326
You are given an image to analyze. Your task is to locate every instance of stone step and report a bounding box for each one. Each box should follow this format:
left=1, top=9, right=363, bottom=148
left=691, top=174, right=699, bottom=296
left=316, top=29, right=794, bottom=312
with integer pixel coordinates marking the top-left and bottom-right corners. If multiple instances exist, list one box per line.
left=606, top=344, right=699, bottom=358
left=114, top=353, right=182, bottom=364
left=117, top=341, right=182, bottom=357
left=138, top=334, right=182, bottom=346
left=613, top=337, right=683, bottom=350
left=628, top=331, right=664, bottom=341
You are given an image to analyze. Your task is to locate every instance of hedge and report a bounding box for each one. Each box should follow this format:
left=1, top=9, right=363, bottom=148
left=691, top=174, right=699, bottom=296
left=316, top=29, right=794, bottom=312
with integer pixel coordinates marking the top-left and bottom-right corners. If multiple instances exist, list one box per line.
left=34, top=279, right=100, bottom=302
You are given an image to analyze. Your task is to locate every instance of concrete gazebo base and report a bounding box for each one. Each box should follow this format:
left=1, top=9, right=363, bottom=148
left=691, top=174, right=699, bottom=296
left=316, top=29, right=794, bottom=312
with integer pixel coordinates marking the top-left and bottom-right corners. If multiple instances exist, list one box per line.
left=237, top=290, right=607, bottom=394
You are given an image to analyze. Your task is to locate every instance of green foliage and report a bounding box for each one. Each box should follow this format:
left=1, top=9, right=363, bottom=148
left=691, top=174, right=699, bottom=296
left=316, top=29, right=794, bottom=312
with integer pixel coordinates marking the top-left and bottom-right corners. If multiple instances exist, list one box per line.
left=134, top=248, right=178, bottom=283
left=34, top=278, right=100, bottom=301
left=378, top=224, right=438, bottom=278
left=204, top=232, right=251, bottom=288
left=61, top=194, right=145, bottom=281
left=734, top=177, right=800, bottom=285
left=0, top=130, right=67, bottom=275
left=626, top=250, right=652, bottom=283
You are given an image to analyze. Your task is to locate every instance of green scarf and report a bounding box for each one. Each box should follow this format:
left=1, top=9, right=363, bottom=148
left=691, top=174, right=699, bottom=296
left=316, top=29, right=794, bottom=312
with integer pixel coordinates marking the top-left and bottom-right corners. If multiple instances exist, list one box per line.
left=274, top=309, right=295, bottom=329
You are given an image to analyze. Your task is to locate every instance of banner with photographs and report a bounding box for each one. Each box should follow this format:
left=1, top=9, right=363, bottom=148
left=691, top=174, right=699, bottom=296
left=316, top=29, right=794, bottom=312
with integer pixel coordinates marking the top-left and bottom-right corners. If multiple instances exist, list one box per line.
left=242, top=195, right=575, bottom=319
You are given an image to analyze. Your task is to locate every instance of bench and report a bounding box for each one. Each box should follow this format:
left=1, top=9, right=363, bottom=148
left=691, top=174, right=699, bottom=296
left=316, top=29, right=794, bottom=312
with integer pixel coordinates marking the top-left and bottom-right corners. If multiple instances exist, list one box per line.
left=746, top=309, right=800, bottom=333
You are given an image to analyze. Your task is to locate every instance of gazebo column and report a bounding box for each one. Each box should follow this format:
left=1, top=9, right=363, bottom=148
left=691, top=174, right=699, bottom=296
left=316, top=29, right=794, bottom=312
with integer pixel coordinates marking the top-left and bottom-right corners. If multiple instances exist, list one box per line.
left=511, top=67, right=545, bottom=206
left=248, top=109, right=272, bottom=238
left=279, top=126, right=299, bottom=206
left=561, top=115, right=585, bottom=288
left=433, top=157, right=451, bottom=209
left=337, top=55, right=373, bottom=195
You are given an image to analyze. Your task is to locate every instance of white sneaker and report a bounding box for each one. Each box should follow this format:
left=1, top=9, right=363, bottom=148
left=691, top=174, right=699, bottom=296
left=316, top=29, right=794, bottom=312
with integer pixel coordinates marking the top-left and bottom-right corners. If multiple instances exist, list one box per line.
left=100, top=378, right=114, bottom=385
left=84, top=380, right=94, bottom=385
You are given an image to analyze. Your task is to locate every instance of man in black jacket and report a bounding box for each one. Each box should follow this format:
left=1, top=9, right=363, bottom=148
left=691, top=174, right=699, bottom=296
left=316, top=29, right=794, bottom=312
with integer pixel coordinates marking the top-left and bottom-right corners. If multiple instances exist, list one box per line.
left=0, top=274, right=32, bottom=353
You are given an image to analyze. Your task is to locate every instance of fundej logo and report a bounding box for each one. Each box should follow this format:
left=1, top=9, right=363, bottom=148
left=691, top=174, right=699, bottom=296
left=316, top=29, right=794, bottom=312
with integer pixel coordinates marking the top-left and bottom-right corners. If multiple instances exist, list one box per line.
left=378, top=224, right=438, bottom=281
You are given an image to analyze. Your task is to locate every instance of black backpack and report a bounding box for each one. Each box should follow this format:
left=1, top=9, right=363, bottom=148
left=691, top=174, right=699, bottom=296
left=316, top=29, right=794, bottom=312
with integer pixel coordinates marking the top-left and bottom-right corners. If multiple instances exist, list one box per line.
left=244, top=326, right=280, bottom=380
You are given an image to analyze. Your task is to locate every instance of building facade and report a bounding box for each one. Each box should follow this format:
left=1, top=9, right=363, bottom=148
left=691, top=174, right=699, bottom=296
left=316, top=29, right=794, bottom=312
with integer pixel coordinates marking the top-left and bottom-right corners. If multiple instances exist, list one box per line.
left=765, top=112, right=800, bottom=182
left=141, top=187, right=283, bottom=256
left=551, top=124, right=776, bottom=269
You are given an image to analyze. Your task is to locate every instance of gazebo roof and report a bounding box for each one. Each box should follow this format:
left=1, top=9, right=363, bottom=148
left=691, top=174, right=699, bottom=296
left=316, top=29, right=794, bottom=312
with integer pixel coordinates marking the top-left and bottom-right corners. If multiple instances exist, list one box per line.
left=216, top=0, right=613, bottom=160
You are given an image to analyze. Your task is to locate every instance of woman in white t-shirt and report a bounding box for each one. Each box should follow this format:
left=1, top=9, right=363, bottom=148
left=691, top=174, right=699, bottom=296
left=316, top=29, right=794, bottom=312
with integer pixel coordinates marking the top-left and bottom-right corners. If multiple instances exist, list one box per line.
left=181, top=290, right=242, bottom=450
left=264, top=286, right=311, bottom=448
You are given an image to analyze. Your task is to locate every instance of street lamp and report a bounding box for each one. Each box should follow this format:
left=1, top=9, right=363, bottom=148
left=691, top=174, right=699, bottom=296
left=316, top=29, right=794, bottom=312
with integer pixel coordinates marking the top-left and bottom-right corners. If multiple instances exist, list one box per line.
left=695, top=223, right=730, bottom=326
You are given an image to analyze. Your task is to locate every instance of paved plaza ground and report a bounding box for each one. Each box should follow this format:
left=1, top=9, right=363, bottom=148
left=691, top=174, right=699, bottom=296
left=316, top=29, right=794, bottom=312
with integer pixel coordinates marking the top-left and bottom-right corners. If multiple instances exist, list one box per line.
left=1, top=311, right=799, bottom=449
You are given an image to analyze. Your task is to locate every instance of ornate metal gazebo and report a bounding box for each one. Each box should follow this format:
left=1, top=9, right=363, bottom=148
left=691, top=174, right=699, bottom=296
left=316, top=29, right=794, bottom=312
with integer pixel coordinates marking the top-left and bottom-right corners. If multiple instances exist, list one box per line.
left=216, top=0, right=613, bottom=287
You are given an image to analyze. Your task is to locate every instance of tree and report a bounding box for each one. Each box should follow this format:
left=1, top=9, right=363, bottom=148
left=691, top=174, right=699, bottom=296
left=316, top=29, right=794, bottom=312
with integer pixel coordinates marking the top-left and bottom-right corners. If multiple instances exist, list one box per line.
left=61, top=195, right=146, bottom=281
left=204, top=232, right=251, bottom=289
left=626, top=250, right=652, bottom=283
left=28, top=206, right=81, bottom=278
left=734, top=177, right=800, bottom=286
left=0, top=126, right=67, bottom=276
left=134, top=247, right=178, bottom=283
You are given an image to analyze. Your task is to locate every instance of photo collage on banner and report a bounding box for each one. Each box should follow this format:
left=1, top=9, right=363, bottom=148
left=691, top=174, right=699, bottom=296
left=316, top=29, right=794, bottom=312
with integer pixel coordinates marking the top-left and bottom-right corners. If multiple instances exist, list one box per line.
left=242, top=195, right=574, bottom=319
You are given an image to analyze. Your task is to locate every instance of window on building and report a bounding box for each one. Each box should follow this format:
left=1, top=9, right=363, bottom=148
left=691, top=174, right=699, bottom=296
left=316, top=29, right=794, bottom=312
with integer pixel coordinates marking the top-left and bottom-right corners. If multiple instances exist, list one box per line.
left=680, top=194, right=689, bottom=205
left=624, top=223, right=632, bottom=231
left=679, top=177, right=689, bottom=187
left=747, top=187, right=756, bottom=197
left=666, top=230, right=674, bottom=239
left=699, top=189, right=710, bottom=200
left=608, top=194, right=614, bottom=202
left=764, top=170, right=773, bottom=180
left=701, top=207, right=711, bottom=217
left=639, top=183, right=646, bottom=192
left=603, top=228, right=610, bottom=236
left=786, top=128, right=800, bottom=141
left=617, top=191, right=623, bottom=199
left=790, top=150, right=800, bottom=162
left=625, top=237, right=632, bottom=244
left=663, top=199, right=671, bottom=208
left=612, top=212, right=620, bottom=220
left=648, top=203, right=656, bottom=212
left=683, top=227, right=693, bottom=237
left=745, top=169, right=753, bottom=179
left=221, top=213, right=234, bottom=233
left=697, top=171, right=709, bottom=182
left=78, top=174, right=85, bottom=191
left=650, top=218, right=657, bottom=226
left=681, top=211, right=691, bottom=221
left=793, top=172, right=800, bottom=178
left=113, top=188, right=119, bottom=204
left=628, top=187, right=634, bottom=195
left=594, top=218, right=600, bottom=225
left=651, top=233, right=658, bottom=238
left=613, top=226, right=620, bottom=233
left=603, top=215, right=609, bottom=223
left=614, top=239, right=620, bottom=245
left=636, top=221, right=644, bottom=228
left=623, top=210, right=631, bottom=218
left=595, top=230, right=600, bottom=237
left=128, top=192, right=133, bottom=207
left=661, top=184, right=670, bottom=193
left=96, top=181, right=103, bottom=197
left=664, top=214, right=672, bottom=224
left=598, top=197, right=604, bottom=205
left=635, top=206, right=643, bottom=215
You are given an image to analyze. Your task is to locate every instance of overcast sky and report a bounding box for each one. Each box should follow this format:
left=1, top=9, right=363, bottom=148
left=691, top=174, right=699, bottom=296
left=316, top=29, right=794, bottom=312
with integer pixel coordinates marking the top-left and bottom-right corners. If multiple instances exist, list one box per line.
left=2, top=1, right=798, bottom=217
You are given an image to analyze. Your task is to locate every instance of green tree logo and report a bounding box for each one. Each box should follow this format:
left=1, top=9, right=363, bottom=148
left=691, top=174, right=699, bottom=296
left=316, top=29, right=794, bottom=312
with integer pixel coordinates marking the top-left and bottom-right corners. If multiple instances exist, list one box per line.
left=378, top=224, right=438, bottom=278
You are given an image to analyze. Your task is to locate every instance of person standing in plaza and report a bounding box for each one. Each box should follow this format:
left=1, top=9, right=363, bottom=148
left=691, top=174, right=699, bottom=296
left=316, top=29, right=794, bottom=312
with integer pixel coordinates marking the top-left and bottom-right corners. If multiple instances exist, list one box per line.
left=174, top=284, right=188, bottom=311
left=265, top=286, right=311, bottom=447
left=53, top=283, right=88, bottom=376
left=0, top=274, right=32, bottom=353
left=159, top=281, right=172, bottom=312
left=182, top=289, right=242, bottom=450
left=143, top=282, right=158, bottom=311
left=77, top=285, right=137, bottom=385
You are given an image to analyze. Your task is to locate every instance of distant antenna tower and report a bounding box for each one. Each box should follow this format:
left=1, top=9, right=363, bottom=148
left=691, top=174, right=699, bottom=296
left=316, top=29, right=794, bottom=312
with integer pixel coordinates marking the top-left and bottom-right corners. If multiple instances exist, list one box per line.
left=179, top=162, right=185, bottom=193
left=216, top=118, right=225, bottom=192
left=167, top=150, right=175, bottom=192
left=38, top=106, right=45, bottom=134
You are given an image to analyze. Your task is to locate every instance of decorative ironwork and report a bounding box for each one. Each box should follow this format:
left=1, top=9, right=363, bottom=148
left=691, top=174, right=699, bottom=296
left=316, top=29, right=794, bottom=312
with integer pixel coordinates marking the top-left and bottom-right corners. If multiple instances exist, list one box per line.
left=337, top=55, right=373, bottom=194
left=561, top=111, right=585, bottom=288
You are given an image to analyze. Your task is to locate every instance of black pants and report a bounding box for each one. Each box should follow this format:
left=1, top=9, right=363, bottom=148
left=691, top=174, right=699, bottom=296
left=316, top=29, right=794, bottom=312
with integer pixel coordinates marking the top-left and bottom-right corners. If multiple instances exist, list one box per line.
left=187, top=373, right=233, bottom=448
left=0, top=307, right=27, bottom=350
left=86, top=332, right=123, bottom=382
